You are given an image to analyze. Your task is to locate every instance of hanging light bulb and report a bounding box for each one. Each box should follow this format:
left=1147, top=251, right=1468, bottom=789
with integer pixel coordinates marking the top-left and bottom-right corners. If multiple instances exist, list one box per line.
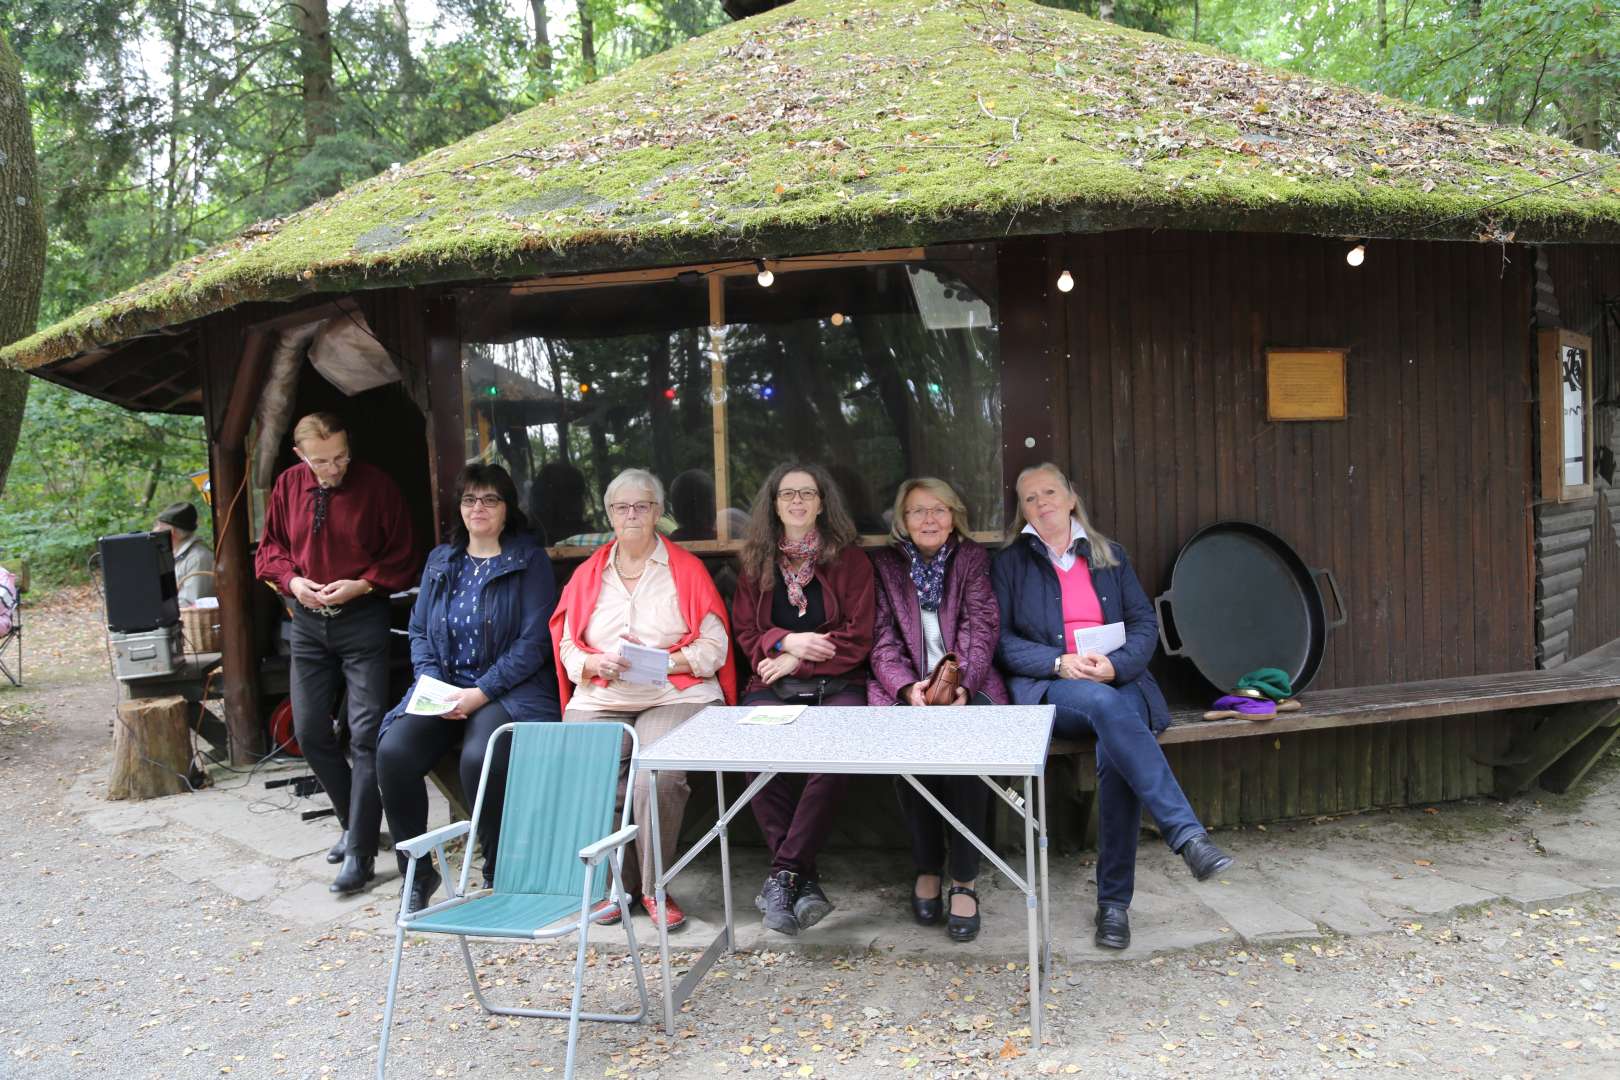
left=830, top=312, right=845, bottom=326
left=755, top=259, right=775, bottom=288
left=1056, top=269, right=1075, bottom=293
left=1346, top=243, right=1366, bottom=267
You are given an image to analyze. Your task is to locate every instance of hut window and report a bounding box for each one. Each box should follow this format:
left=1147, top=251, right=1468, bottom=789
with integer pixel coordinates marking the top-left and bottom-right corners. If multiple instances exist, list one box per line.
left=457, top=252, right=1002, bottom=552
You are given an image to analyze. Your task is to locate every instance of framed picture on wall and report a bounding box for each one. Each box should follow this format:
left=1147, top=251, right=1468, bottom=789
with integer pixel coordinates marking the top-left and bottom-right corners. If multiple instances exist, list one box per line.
left=1538, top=328, right=1595, bottom=503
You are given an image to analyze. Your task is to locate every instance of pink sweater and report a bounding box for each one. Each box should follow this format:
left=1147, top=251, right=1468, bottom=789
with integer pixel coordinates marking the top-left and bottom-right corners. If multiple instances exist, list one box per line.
left=1058, top=560, right=1103, bottom=653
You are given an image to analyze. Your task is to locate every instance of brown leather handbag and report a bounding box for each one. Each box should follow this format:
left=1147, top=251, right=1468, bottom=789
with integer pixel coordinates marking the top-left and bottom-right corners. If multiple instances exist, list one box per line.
left=918, top=653, right=962, bottom=706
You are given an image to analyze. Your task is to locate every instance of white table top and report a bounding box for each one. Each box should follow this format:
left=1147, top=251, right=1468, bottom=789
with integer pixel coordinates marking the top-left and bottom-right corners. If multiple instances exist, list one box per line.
left=636, top=705, right=1055, bottom=776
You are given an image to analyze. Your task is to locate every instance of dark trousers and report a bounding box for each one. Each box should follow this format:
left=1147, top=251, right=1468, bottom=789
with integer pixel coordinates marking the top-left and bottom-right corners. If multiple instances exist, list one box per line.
left=743, top=686, right=865, bottom=879
left=288, top=598, right=391, bottom=858
left=895, top=690, right=995, bottom=882
left=377, top=699, right=524, bottom=880
left=1044, top=679, right=1203, bottom=909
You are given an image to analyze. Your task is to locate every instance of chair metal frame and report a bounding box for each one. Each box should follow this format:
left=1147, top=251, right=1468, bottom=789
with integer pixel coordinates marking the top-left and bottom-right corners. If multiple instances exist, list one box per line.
left=376, top=721, right=649, bottom=1080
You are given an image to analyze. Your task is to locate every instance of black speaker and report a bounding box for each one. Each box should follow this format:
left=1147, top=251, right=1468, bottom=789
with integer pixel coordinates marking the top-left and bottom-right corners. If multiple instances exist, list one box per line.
left=99, top=532, right=179, bottom=632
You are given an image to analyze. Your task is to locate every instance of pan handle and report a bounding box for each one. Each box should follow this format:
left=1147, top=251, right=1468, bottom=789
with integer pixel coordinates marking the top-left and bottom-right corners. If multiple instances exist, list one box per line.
left=1155, top=592, right=1186, bottom=656
left=1313, top=568, right=1348, bottom=630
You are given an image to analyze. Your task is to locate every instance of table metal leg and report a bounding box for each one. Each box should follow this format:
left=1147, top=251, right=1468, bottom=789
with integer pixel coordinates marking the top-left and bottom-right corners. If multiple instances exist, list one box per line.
left=648, top=769, right=676, bottom=1034
left=716, top=771, right=734, bottom=951
left=1023, top=775, right=1042, bottom=1043
left=1038, top=772, right=1052, bottom=974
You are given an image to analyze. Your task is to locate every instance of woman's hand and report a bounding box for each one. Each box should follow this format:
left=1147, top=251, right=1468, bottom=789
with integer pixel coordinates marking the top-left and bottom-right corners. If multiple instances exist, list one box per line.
left=444, top=686, right=489, bottom=720
left=583, top=651, right=626, bottom=681
left=1077, top=653, right=1116, bottom=683
left=1056, top=653, right=1088, bottom=680
left=780, top=632, right=836, bottom=662
left=756, top=653, right=801, bottom=685
left=904, top=682, right=927, bottom=707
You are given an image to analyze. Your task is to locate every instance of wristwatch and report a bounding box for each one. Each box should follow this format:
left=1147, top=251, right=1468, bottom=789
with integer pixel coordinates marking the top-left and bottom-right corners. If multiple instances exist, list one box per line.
left=1053, top=656, right=1063, bottom=676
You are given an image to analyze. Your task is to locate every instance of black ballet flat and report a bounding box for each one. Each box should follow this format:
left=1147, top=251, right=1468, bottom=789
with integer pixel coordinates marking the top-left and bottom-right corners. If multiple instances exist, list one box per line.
left=911, top=886, right=943, bottom=926
left=946, top=885, right=980, bottom=943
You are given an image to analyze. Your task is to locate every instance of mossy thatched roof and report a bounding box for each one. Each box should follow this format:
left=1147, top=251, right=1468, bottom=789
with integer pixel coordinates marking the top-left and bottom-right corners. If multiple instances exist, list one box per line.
left=9, top=0, right=1620, bottom=371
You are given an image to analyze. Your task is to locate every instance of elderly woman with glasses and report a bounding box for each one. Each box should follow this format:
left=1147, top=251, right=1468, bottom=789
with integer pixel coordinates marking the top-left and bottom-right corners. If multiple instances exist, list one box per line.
left=732, top=462, right=874, bottom=938
left=549, top=468, right=737, bottom=932
left=868, top=477, right=1007, bottom=943
left=377, top=464, right=559, bottom=914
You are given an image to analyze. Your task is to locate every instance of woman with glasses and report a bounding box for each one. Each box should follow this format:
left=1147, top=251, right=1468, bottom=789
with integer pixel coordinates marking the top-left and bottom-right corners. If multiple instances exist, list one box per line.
left=868, top=478, right=1007, bottom=943
left=377, top=464, right=560, bottom=913
left=732, top=463, right=875, bottom=937
left=549, top=468, right=737, bottom=932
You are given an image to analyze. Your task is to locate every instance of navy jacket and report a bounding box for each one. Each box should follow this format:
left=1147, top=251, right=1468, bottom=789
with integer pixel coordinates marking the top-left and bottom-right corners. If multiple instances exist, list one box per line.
left=382, top=530, right=561, bottom=733
left=991, top=532, right=1171, bottom=733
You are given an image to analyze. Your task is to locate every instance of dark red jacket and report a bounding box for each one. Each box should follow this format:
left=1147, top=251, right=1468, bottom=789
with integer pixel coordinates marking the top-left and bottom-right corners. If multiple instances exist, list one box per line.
left=733, top=544, right=874, bottom=694
left=868, top=540, right=1009, bottom=705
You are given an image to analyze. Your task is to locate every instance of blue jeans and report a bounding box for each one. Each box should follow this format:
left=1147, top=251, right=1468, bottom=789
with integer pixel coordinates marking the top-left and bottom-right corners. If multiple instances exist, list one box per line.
left=1044, top=679, right=1203, bottom=908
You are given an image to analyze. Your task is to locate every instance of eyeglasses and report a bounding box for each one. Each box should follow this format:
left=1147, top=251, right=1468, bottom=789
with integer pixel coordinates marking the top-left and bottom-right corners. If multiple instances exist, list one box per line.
left=609, top=500, right=658, bottom=517
left=904, top=505, right=951, bottom=521
left=305, top=454, right=350, bottom=469
left=460, top=494, right=504, bottom=509
left=777, top=488, right=821, bottom=504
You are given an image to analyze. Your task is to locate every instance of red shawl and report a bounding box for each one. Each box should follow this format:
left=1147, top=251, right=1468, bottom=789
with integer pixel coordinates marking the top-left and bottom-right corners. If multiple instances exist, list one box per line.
left=548, top=538, right=738, bottom=709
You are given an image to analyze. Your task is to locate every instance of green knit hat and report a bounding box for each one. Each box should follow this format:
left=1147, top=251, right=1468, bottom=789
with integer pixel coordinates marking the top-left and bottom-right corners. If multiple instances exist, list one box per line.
left=1234, top=668, right=1294, bottom=701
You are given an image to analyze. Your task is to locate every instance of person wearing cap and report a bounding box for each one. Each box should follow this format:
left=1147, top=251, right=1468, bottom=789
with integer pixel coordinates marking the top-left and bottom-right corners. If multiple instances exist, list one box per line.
left=153, top=501, right=215, bottom=604
left=256, top=411, right=422, bottom=896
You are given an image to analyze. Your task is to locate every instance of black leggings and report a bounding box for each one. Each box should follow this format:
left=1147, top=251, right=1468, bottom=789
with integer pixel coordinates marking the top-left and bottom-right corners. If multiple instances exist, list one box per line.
left=895, top=690, right=995, bottom=882
left=377, top=700, right=520, bottom=878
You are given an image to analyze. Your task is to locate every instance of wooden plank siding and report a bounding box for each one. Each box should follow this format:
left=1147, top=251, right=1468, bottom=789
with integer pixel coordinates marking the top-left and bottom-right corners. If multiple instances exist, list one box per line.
left=1033, top=231, right=1536, bottom=702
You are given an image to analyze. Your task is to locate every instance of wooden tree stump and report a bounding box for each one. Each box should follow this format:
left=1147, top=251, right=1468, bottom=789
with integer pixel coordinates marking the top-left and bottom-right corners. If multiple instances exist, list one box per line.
left=108, top=695, right=192, bottom=800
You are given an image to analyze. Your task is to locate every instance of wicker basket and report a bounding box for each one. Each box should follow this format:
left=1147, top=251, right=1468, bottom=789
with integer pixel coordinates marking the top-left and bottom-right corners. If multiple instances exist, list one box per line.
left=179, top=604, right=222, bottom=654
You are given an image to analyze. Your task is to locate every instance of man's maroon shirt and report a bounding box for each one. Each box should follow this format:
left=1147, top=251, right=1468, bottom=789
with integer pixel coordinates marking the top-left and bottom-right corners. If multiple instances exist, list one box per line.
left=255, top=459, right=421, bottom=594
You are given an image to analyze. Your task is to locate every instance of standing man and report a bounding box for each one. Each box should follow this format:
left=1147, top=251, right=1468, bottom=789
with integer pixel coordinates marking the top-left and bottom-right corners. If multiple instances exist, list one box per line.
left=256, top=412, right=420, bottom=895
left=153, top=501, right=215, bottom=604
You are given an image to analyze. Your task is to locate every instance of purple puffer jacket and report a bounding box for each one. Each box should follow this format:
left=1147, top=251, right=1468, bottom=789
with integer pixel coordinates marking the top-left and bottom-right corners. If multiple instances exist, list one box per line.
left=868, top=539, right=1009, bottom=705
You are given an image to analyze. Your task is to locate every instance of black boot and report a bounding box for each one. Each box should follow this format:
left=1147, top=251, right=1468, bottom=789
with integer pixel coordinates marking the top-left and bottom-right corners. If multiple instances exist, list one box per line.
left=395, top=853, right=441, bottom=914
left=754, top=870, right=800, bottom=936
left=1178, top=834, right=1235, bottom=882
left=330, top=854, right=376, bottom=895
left=1094, top=905, right=1130, bottom=950
left=326, top=830, right=349, bottom=865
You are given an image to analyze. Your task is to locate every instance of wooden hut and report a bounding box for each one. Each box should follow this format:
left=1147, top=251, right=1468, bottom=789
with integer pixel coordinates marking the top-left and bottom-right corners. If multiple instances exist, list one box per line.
left=9, top=0, right=1620, bottom=837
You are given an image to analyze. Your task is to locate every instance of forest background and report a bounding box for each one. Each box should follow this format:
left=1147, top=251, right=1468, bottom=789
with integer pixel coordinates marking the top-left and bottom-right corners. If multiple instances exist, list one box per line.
left=0, top=0, right=1615, bottom=582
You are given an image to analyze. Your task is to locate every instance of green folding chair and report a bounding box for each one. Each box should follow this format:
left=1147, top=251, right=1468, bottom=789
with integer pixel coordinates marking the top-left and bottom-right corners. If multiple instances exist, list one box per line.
left=377, top=721, right=649, bottom=1079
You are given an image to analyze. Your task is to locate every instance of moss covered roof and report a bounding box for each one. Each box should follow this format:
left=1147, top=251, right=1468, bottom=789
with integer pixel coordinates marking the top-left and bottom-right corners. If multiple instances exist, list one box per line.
left=10, top=0, right=1620, bottom=371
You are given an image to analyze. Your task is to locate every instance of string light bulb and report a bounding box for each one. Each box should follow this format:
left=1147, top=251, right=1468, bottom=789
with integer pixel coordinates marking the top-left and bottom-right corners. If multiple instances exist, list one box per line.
left=755, top=259, right=774, bottom=288
left=1056, top=269, right=1075, bottom=293
left=830, top=312, right=845, bottom=326
left=1346, top=243, right=1366, bottom=267
left=662, top=387, right=677, bottom=400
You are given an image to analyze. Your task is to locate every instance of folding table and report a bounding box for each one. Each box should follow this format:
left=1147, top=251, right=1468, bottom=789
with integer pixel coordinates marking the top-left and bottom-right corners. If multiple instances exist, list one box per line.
left=639, top=704, right=1056, bottom=1039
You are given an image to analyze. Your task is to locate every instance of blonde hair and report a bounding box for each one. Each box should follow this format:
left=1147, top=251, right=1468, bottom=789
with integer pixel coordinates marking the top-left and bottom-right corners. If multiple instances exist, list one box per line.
left=1012, top=463, right=1120, bottom=569
left=292, top=411, right=346, bottom=447
left=889, top=477, right=971, bottom=545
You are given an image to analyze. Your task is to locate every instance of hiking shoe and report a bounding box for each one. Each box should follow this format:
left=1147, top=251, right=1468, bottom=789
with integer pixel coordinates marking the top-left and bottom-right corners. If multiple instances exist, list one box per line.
left=793, top=877, right=834, bottom=930
left=754, top=870, right=801, bottom=936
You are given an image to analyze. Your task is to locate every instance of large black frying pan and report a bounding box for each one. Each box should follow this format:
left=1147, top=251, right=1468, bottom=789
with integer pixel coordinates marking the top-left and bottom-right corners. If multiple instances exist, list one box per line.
left=1153, top=521, right=1345, bottom=694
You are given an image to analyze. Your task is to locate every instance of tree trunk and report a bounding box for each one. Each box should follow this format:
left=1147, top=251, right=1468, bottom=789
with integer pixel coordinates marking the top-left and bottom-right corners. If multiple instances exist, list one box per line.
left=1376, top=0, right=1387, bottom=50
left=530, top=0, right=555, bottom=94
left=295, top=0, right=336, bottom=145
left=1098, top=2, right=1116, bottom=22
left=109, top=696, right=193, bottom=800
left=576, top=0, right=597, bottom=82
left=389, top=0, right=419, bottom=88
left=0, top=31, right=45, bottom=499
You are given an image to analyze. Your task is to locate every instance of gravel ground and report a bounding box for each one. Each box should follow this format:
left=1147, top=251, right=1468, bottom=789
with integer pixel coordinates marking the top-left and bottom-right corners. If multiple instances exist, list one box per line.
left=1, top=591, right=1617, bottom=1079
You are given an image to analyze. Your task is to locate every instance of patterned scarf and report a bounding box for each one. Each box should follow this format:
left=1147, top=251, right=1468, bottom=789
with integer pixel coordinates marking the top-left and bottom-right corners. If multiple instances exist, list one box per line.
left=776, top=529, right=822, bottom=617
left=901, top=538, right=955, bottom=612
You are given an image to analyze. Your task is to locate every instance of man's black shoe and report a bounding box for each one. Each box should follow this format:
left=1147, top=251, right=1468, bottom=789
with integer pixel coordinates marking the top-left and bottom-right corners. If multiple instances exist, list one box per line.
left=326, top=830, right=349, bottom=864
left=793, top=878, right=834, bottom=930
left=1178, top=834, right=1234, bottom=882
left=754, top=870, right=801, bottom=936
left=1094, top=905, right=1130, bottom=950
left=330, top=854, right=376, bottom=895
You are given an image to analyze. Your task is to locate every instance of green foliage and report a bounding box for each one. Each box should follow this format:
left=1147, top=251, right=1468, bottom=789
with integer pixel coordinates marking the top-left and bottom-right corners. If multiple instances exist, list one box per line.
left=0, top=383, right=208, bottom=583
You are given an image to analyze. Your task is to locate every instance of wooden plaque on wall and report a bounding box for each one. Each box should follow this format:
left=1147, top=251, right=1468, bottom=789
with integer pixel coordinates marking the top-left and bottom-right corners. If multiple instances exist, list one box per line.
left=1266, top=348, right=1347, bottom=421
left=1538, top=328, right=1595, bottom=503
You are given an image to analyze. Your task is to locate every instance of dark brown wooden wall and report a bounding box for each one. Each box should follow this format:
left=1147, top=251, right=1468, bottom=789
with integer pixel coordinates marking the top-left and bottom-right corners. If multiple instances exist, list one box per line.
left=1002, top=230, right=1537, bottom=699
